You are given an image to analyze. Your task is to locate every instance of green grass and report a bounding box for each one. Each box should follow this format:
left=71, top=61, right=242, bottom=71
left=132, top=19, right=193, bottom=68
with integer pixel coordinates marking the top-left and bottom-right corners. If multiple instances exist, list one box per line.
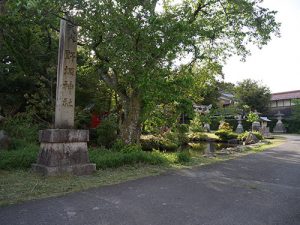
left=0, top=137, right=284, bottom=207
left=89, top=149, right=168, bottom=169
left=0, top=165, right=165, bottom=207
left=245, top=136, right=285, bottom=152
left=0, top=144, right=39, bottom=170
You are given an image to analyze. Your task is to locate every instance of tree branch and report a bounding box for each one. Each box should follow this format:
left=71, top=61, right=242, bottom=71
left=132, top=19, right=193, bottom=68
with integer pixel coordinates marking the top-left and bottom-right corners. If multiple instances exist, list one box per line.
left=191, top=0, right=211, bottom=22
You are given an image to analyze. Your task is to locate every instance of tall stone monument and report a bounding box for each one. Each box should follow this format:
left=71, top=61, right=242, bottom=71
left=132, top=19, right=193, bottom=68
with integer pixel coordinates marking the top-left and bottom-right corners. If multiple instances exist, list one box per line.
left=32, top=19, right=96, bottom=176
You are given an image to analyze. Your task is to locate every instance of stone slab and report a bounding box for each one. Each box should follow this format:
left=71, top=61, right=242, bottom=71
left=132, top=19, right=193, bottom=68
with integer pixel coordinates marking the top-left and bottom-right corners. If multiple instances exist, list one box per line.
left=37, top=142, right=90, bottom=167
left=273, top=122, right=286, bottom=133
left=32, top=163, right=96, bottom=176
left=33, top=129, right=95, bottom=176
left=39, top=129, right=89, bottom=143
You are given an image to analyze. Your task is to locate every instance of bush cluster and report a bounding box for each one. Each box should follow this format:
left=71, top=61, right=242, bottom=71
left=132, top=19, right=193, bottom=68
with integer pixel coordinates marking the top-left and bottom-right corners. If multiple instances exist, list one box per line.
left=141, top=125, right=190, bottom=152
left=215, top=130, right=238, bottom=141
left=89, top=148, right=168, bottom=169
left=218, top=122, right=232, bottom=131
left=141, top=135, right=178, bottom=151
left=0, top=113, right=40, bottom=145
left=215, top=122, right=238, bottom=141
left=176, top=150, right=191, bottom=163
left=238, top=131, right=263, bottom=141
left=0, top=144, right=39, bottom=170
left=189, top=114, right=204, bottom=133
left=187, top=132, right=208, bottom=142
left=95, top=114, right=118, bottom=148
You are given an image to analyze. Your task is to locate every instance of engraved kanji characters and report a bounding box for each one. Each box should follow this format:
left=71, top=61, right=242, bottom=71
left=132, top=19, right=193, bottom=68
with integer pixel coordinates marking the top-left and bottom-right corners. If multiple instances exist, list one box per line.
left=64, top=65, right=76, bottom=76
left=62, top=98, right=73, bottom=107
left=65, top=50, right=76, bottom=62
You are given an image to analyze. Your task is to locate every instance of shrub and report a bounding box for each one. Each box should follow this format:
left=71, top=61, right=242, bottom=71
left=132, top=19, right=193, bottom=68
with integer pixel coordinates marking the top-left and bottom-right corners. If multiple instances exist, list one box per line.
left=160, top=131, right=181, bottom=151
left=96, top=114, right=118, bottom=148
left=252, top=131, right=263, bottom=140
left=188, top=143, right=206, bottom=152
left=0, top=113, right=40, bottom=144
left=215, top=129, right=238, bottom=141
left=187, top=132, right=208, bottom=142
left=285, top=118, right=300, bottom=134
left=0, top=144, right=39, bottom=170
left=189, top=114, right=204, bottom=132
left=89, top=148, right=167, bottom=169
left=174, top=124, right=189, bottom=147
left=177, top=150, right=191, bottom=163
left=120, top=144, right=142, bottom=153
left=247, top=112, right=260, bottom=123
left=141, top=134, right=178, bottom=152
left=218, top=122, right=232, bottom=132
left=238, top=131, right=263, bottom=141
left=75, top=107, right=91, bottom=129
left=140, top=136, right=161, bottom=151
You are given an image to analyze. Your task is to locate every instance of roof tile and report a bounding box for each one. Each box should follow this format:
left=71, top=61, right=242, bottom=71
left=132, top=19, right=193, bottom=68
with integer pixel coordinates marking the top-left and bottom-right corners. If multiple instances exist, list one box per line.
left=271, top=90, right=300, bottom=101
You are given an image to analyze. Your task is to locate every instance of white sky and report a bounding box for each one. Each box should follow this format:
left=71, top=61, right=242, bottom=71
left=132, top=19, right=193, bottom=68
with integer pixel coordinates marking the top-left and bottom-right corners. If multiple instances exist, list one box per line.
left=222, top=0, right=300, bottom=93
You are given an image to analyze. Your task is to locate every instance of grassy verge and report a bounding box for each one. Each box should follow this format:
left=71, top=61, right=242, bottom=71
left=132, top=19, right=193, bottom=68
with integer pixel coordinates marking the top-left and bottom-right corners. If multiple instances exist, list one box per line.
left=242, top=136, right=285, bottom=153
left=0, top=165, right=165, bottom=207
left=0, top=137, right=284, bottom=207
left=0, top=143, right=39, bottom=170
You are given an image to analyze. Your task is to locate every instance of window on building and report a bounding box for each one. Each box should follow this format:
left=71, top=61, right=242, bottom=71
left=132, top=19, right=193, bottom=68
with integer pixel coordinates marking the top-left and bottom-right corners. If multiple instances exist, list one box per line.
left=271, top=101, right=277, bottom=108
left=284, top=100, right=291, bottom=107
left=277, top=100, right=284, bottom=107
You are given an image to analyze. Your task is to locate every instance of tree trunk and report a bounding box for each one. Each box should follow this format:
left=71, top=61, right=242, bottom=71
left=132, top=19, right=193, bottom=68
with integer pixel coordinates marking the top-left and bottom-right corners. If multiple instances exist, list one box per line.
left=119, top=94, right=142, bottom=144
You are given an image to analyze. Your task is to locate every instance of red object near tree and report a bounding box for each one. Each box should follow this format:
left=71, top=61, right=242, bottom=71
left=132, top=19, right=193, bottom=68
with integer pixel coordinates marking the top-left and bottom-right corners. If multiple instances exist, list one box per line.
left=91, top=113, right=101, bottom=128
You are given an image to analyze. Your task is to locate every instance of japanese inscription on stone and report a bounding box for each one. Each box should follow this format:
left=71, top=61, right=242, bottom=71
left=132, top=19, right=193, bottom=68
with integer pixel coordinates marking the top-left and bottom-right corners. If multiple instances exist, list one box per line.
left=55, top=19, right=77, bottom=128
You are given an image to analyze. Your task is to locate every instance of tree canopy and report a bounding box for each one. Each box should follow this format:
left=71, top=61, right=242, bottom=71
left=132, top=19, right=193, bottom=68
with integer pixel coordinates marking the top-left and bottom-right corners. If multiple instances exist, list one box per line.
left=1, top=0, right=280, bottom=143
left=234, top=79, right=271, bottom=114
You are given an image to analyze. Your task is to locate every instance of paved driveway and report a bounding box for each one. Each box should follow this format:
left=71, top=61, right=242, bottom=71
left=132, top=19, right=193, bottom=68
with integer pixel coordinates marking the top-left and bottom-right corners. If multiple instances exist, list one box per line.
left=1, top=135, right=300, bottom=225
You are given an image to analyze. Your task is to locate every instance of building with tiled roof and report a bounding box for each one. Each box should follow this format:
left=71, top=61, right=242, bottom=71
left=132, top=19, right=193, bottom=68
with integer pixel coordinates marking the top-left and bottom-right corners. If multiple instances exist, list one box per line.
left=269, top=90, right=300, bottom=116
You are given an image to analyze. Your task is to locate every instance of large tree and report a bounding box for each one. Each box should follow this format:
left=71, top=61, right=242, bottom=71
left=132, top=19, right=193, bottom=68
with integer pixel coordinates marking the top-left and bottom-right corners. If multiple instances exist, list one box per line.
left=10, top=0, right=280, bottom=143
left=234, top=79, right=271, bottom=113
left=0, top=1, right=112, bottom=121
left=0, top=0, right=60, bottom=118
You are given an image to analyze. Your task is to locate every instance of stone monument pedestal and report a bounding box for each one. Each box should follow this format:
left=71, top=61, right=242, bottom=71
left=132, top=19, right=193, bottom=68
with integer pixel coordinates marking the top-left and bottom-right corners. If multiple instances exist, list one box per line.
left=273, top=122, right=286, bottom=133
left=252, top=121, right=261, bottom=132
left=235, top=123, right=244, bottom=134
left=273, top=111, right=286, bottom=133
left=32, top=129, right=96, bottom=176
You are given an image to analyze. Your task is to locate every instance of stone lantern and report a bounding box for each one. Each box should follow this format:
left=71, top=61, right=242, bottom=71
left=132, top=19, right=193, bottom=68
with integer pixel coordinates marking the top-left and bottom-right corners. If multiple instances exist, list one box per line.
left=235, top=114, right=244, bottom=134
left=251, top=110, right=261, bottom=132
left=273, top=111, right=286, bottom=133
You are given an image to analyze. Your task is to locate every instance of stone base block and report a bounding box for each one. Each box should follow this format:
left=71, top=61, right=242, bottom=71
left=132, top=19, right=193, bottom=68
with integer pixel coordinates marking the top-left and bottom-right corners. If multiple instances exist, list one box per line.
left=32, top=163, right=96, bottom=176
left=273, top=124, right=286, bottom=133
left=32, top=129, right=96, bottom=176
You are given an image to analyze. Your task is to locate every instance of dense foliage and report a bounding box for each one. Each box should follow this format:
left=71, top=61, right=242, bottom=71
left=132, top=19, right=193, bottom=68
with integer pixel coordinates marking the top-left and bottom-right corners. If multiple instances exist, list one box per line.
left=238, top=131, right=263, bottom=141
left=288, top=100, right=300, bottom=133
left=0, top=0, right=280, bottom=144
left=235, top=79, right=271, bottom=114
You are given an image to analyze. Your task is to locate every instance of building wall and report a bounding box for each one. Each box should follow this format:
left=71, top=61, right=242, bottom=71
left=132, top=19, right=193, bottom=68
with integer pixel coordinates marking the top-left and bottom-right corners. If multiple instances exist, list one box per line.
left=270, top=99, right=293, bottom=108
left=269, top=98, right=299, bottom=117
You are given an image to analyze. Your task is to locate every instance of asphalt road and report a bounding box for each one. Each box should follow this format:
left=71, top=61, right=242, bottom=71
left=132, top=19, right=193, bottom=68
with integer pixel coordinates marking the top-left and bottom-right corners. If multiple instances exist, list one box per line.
left=1, top=135, right=300, bottom=225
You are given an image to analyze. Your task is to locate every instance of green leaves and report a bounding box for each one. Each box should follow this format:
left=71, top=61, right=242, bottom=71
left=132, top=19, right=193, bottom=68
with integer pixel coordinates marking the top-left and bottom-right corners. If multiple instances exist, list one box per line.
left=235, top=79, right=271, bottom=113
left=247, top=111, right=260, bottom=123
left=1, top=0, right=280, bottom=142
